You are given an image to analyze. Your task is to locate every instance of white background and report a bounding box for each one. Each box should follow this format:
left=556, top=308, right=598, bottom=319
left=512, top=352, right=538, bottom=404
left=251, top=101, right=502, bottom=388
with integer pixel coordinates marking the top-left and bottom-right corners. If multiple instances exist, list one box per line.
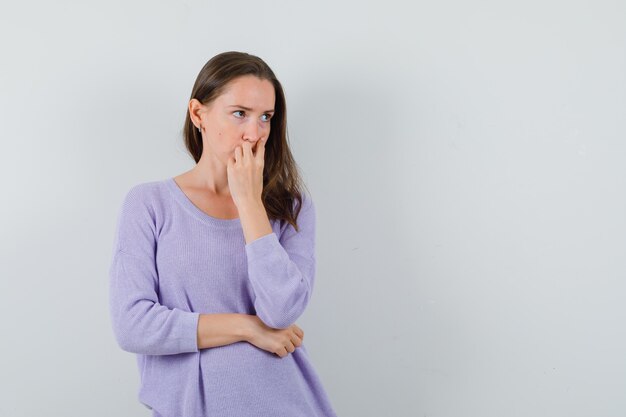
left=0, top=1, right=624, bottom=416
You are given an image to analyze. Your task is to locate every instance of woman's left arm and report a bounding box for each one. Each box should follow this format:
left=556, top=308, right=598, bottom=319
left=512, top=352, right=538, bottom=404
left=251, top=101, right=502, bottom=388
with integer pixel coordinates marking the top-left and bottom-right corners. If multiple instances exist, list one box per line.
left=240, top=195, right=317, bottom=330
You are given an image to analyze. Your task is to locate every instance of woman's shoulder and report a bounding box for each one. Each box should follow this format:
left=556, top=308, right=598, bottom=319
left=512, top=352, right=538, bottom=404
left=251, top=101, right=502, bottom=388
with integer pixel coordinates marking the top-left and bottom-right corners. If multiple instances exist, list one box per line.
left=275, top=191, right=315, bottom=235
left=123, top=178, right=169, bottom=200
left=118, top=178, right=172, bottom=216
left=294, top=190, right=315, bottom=217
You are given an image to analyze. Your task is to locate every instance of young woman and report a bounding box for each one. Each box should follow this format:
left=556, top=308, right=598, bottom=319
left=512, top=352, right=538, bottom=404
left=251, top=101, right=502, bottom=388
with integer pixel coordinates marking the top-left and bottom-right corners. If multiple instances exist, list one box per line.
left=108, top=51, right=339, bottom=417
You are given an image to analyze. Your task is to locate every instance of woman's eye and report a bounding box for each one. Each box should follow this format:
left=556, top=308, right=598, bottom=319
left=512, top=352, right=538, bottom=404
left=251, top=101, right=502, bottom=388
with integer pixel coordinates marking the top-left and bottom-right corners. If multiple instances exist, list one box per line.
left=233, top=111, right=271, bottom=121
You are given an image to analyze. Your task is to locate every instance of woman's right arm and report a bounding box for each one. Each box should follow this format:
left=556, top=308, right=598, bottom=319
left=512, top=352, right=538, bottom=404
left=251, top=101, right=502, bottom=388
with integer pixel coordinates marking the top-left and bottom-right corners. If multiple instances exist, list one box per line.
left=201, top=313, right=304, bottom=358
left=197, top=313, right=253, bottom=349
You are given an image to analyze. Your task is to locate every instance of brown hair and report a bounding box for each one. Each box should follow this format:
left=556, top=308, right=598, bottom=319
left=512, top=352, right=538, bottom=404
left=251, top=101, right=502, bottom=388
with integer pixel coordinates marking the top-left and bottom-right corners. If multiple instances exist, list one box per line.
left=183, top=51, right=309, bottom=231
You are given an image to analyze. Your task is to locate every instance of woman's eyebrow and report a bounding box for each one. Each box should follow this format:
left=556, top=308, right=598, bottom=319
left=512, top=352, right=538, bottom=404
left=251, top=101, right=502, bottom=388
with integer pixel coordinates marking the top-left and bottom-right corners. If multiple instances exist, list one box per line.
left=228, top=104, right=275, bottom=113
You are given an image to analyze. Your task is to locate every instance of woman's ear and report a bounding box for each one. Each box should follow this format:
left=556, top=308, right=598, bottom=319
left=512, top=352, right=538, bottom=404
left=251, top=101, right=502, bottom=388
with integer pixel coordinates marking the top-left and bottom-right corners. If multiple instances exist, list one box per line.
left=188, top=98, right=204, bottom=128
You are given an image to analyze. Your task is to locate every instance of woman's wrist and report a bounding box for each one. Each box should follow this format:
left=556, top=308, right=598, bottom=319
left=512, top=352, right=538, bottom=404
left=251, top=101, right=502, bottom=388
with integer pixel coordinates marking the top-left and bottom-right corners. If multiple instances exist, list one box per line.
left=197, top=313, right=258, bottom=349
left=237, top=314, right=258, bottom=343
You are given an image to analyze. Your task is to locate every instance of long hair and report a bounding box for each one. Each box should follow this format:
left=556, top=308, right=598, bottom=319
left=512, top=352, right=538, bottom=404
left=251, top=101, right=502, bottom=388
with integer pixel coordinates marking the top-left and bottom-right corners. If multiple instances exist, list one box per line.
left=183, top=51, right=309, bottom=231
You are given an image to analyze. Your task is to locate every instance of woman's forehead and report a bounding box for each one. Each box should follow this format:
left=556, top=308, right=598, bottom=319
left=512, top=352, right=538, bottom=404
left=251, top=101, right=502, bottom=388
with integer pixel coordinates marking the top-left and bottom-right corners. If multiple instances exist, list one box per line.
left=218, top=76, right=275, bottom=108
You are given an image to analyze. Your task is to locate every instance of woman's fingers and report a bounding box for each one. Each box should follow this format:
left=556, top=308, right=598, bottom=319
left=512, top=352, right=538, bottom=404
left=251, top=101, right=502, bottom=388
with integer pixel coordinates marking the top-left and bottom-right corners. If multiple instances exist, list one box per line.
left=291, top=334, right=302, bottom=348
left=292, top=325, right=304, bottom=339
left=242, top=141, right=254, bottom=160
left=255, top=137, right=266, bottom=162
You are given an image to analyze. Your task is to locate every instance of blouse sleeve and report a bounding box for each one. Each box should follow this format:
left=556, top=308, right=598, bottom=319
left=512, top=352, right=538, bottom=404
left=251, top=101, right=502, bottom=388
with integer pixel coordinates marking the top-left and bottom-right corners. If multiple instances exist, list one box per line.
left=244, top=194, right=317, bottom=329
left=108, top=185, right=200, bottom=355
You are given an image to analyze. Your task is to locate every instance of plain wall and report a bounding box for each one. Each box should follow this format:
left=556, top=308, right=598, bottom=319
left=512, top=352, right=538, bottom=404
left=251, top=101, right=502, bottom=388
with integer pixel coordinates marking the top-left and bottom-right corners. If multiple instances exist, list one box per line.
left=0, top=1, right=624, bottom=416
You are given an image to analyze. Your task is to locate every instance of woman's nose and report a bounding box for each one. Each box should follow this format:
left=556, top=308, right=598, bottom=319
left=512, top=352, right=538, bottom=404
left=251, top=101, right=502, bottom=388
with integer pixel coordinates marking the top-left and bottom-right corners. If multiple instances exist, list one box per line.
left=243, top=121, right=262, bottom=142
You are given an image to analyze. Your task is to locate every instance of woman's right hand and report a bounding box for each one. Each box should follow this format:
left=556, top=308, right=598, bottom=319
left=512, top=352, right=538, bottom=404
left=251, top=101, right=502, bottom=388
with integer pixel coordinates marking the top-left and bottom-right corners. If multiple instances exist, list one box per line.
left=244, top=315, right=304, bottom=358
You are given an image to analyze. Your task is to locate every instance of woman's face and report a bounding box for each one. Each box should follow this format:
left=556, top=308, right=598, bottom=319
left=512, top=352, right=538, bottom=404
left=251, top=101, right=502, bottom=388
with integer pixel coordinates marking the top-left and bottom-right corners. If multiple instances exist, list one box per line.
left=192, top=75, right=276, bottom=164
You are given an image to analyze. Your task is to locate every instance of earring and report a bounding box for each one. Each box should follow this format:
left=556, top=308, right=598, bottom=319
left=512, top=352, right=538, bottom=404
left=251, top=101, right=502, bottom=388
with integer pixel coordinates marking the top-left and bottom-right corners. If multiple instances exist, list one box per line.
left=198, top=126, right=202, bottom=134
